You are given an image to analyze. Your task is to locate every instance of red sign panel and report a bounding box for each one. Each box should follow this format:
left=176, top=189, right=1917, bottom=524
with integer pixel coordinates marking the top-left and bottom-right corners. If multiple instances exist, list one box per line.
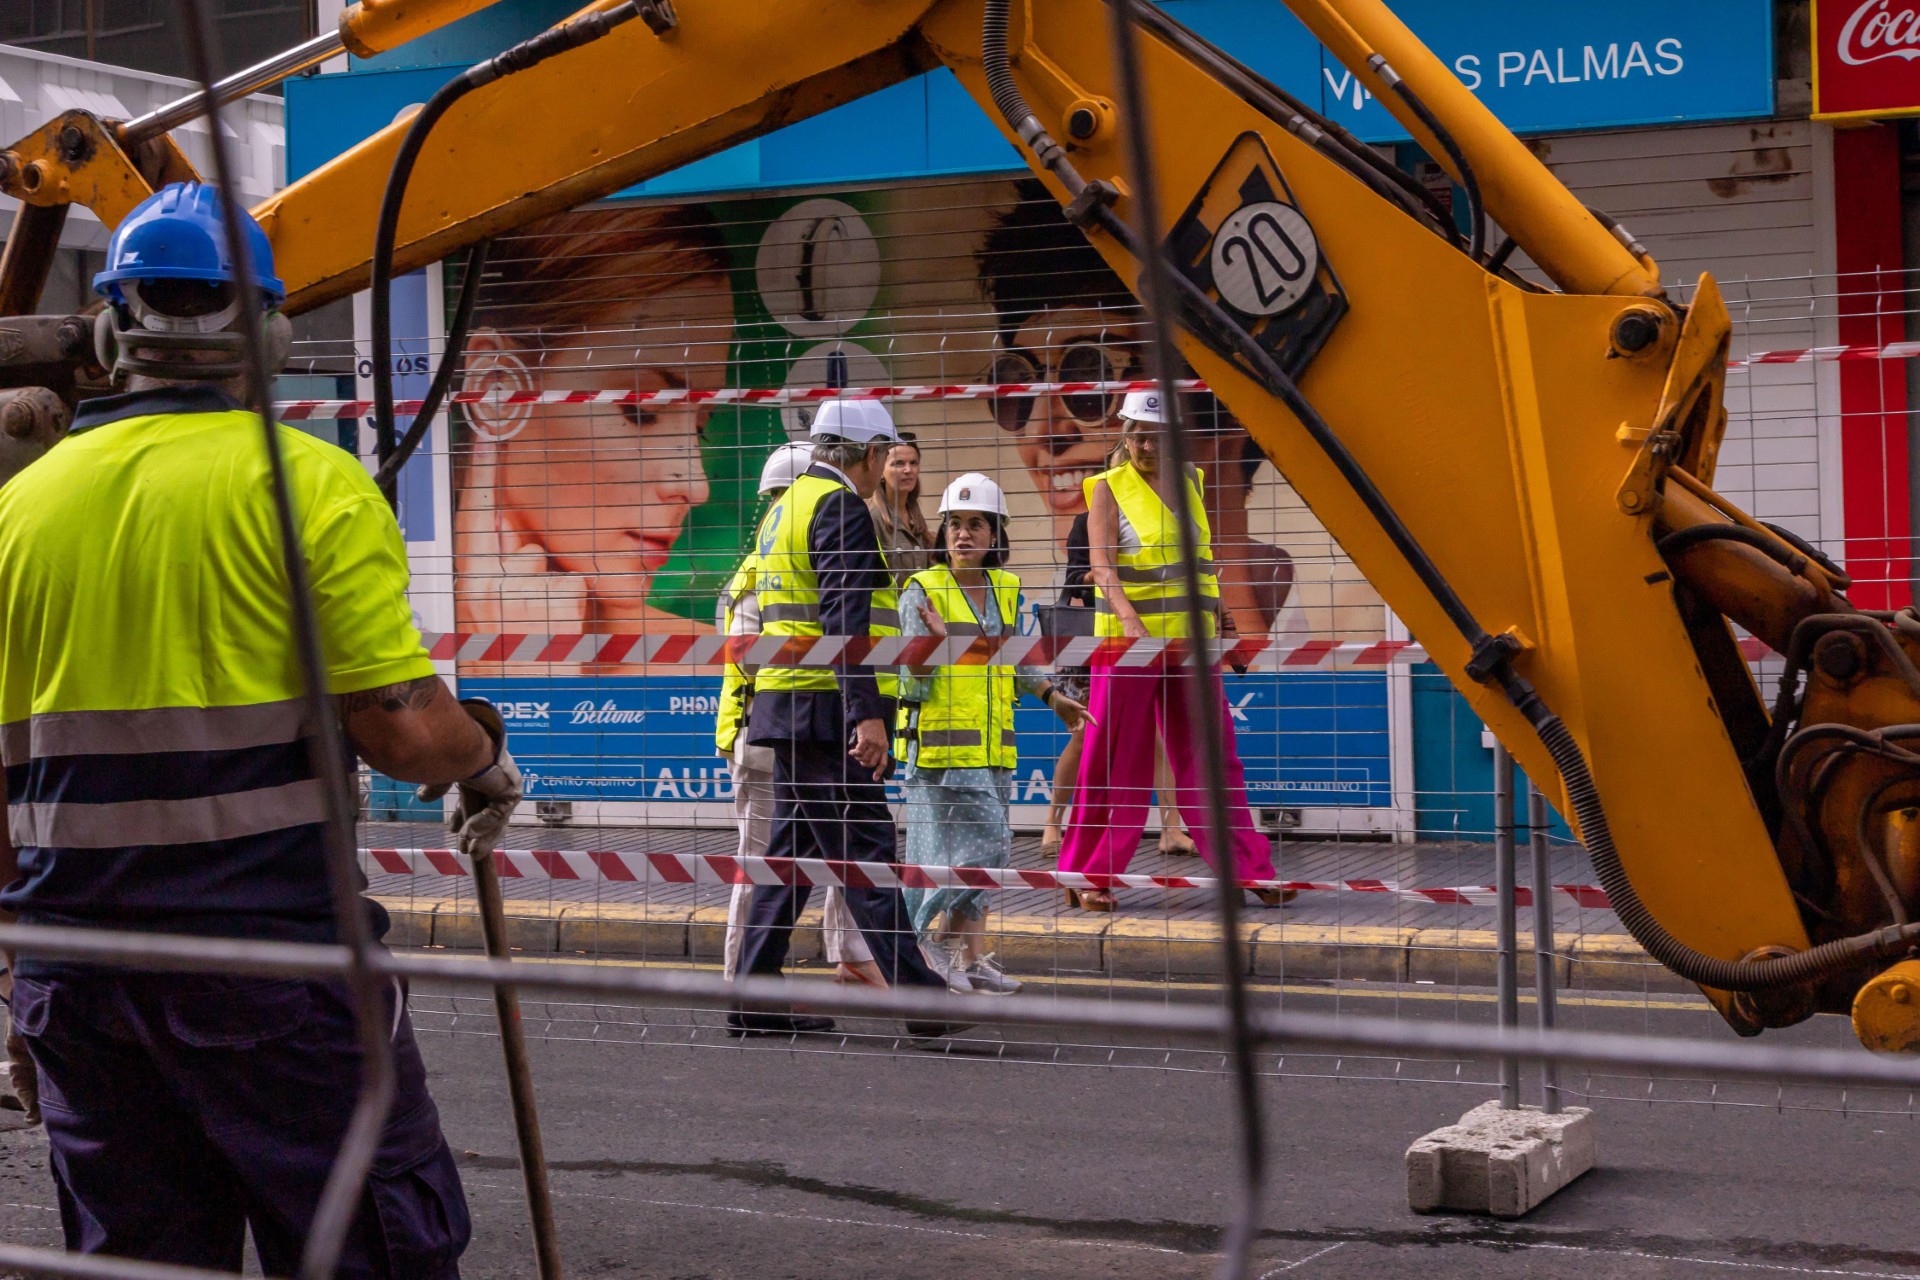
left=1814, top=0, right=1920, bottom=120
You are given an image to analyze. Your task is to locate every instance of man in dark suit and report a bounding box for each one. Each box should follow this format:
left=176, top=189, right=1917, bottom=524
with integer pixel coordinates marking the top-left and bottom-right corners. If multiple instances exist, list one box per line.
left=731, top=399, right=964, bottom=1039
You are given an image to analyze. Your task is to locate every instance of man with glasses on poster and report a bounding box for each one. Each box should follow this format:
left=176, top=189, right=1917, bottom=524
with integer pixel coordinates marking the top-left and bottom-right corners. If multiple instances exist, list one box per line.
left=975, top=182, right=1295, bottom=640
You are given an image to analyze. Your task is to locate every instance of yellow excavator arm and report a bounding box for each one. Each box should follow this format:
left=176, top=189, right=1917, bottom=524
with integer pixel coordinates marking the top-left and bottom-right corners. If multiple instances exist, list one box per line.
left=6, top=0, right=1920, bottom=1049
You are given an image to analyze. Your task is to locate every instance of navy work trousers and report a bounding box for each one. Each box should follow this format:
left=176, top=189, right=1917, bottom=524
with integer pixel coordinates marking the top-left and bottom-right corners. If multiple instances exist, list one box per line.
left=11, top=968, right=469, bottom=1277
left=734, top=738, right=942, bottom=989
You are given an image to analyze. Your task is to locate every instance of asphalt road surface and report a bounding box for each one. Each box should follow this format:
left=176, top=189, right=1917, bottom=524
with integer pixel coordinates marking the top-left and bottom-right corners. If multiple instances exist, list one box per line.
left=0, top=976, right=1916, bottom=1279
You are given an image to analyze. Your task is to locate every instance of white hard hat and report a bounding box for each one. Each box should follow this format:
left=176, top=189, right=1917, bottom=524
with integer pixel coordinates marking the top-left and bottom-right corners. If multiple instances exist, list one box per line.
left=1118, top=389, right=1169, bottom=425
left=808, top=397, right=901, bottom=444
left=758, top=442, right=814, bottom=495
left=939, top=472, right=1008, bottom=519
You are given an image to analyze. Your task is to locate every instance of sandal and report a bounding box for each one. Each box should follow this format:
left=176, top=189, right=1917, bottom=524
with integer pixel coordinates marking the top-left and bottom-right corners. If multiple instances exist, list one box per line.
left=1040, top=825, right=1062, bottom=856
left=1252, top=887, right=1298, bottom=908
left=1065, top=887, right=1117, bottom=913
left=1157, top=828, right=1199, bottom=856
left=834, top=961, right=889, bottom=988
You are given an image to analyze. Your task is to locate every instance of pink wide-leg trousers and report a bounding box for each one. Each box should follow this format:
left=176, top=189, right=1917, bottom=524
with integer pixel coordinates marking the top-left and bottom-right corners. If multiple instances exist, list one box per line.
left=1057, top=657, right=1276, bottom=881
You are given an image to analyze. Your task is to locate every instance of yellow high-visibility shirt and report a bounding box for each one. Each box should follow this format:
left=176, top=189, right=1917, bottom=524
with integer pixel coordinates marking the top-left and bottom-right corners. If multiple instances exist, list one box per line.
left=0, top=385, right=433, bottom=946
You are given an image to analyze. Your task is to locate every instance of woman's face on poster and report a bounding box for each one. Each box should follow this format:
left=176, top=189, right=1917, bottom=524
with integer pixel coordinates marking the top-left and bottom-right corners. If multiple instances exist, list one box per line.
left=474, top=273, right=733, bottom=608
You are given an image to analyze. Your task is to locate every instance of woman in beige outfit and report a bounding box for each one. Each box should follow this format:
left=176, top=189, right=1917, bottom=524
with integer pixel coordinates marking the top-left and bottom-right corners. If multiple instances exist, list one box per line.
left=867, top=434, right=933, bottom=577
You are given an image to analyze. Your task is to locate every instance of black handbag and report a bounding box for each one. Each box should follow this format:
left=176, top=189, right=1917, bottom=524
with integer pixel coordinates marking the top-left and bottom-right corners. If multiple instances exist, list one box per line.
left=1035, top=602, right=1096, bottom=639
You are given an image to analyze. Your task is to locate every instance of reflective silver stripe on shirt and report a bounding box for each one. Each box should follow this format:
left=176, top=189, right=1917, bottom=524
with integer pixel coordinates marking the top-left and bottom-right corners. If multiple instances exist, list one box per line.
left=0, top=698, right=312, bottom=767
left=870, top=607, right=901, bottom=630
left=942, top=621, right=984, bottom=637
left=1001, top=729, right=1019, bottom=749
left=759, top=602, right=821, bottom=625
left=1095, top=593, right=1220, bottom=615
left=8, top=778, right=330, bottom=849
left=1116, top=560, right=1215, bottom=584
left=918, top=729, right=984, bottom=749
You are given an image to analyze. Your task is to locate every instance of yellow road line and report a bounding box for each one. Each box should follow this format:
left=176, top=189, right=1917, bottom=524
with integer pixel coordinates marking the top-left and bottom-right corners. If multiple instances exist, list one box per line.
left=375, top=898, right=1648, bottom=955
left=408, top=948, right=1710, bottom=1011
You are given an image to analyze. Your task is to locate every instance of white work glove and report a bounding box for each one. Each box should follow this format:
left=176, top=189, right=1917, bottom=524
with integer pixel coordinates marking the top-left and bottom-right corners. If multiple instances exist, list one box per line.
left=415, top=699, right=523, bottom=858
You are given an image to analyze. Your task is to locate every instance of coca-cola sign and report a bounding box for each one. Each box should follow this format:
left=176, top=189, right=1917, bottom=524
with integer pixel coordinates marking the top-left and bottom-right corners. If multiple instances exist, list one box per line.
left=1815, top=0, right=1920, bottom=118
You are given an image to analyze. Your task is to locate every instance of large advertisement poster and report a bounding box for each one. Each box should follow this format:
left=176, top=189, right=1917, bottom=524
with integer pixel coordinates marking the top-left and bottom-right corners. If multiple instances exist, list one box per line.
left=444, top=180, right=1395, bottom=824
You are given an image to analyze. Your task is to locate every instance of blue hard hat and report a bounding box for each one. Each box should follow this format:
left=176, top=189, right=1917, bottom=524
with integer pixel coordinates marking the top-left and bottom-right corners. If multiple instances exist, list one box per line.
left=93, top=182, right=285, bottom=305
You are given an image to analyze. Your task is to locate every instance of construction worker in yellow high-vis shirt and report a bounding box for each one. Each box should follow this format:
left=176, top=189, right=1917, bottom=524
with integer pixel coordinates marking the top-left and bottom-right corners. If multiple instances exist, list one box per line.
left=0, top=183, right=514, bottom=1273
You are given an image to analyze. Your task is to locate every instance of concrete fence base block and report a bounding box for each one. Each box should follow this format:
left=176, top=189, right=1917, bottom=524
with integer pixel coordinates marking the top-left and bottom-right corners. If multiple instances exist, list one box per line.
left=1406, top=1100, right=1596, bottom=1217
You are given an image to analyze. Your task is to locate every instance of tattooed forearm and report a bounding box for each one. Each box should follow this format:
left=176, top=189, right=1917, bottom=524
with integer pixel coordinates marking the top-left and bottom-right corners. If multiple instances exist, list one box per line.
left=337, top=675, right=447, bottom=716
left=336, top=673, right=488, bottom=783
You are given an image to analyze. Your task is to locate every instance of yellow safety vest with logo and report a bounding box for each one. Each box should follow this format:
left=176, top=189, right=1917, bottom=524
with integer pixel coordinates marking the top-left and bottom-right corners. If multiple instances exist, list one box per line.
left=906, top=565, right=1021, bottom=770
left=714, top=555, right=755, bottom=755
left=1083, top=462, right=1219, bottom=639
left=754, top=471, right=901, bottom=699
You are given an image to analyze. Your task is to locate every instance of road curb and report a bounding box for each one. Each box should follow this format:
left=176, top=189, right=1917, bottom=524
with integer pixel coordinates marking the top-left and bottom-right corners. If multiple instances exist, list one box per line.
left=375, top=897, right=1689, bottom=993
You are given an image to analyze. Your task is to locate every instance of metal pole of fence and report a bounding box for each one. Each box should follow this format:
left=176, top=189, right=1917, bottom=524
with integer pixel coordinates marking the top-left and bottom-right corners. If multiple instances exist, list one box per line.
left=10, top=918, right=1920, bottom=1092
left=1100, top=4, right=1266, bottom=1276
left=1493, top=743, right=1521, bottom=1109
left=1528, top=780, right=1563, bottom=1113
left=169, top=6, right=395, bottom=1277
left=471, top=851, right=565, bottom=1278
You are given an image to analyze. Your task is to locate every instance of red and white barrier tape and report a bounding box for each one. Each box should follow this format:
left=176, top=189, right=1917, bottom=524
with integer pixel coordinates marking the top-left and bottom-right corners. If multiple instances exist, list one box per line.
left=274, top=378, right=1202, bottom=422
left=1727, top=340, right=1920, bottom=369
left=271, top=343, right=1920, bottom=422
left=423, top=631, right=1428, bottom=668
left=423, top=633, right=1795, bottom=667
left=360, top=847, right=1612, bottom=908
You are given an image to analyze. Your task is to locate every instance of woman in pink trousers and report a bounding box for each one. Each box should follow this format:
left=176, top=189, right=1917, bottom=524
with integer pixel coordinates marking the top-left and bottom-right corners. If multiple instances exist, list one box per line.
left=1057, top=391, right=1293, bottom=913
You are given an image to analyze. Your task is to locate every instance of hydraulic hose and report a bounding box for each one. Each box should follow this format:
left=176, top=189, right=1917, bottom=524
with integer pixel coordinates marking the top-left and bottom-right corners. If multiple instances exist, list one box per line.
left=1124, top=2, right=1458, bottom=246
left=371, top=1, right=645, bottom=497
left=373, top=238, right=489, bottom=502
left=1507, top=675, right=1920, bottom=992
left=981, top=0, right=1086, bottom=198
left=369, top=74, right=465, bottom=475
left=1657, top=523, right=1812, bottom=579
left=1364, top=55, right=1486, bottom=262
left=1763, top=520, right=1851, bottom=588
left=1162, top=224, right=1920, bottom=991
left=1060, top=0, right=1479, bottom=261
left=1749, top=614, right=1920, bottom=796
left=984, top=0, right=1920, bottom=994
left=1853, top=774, right=1912, bottom=927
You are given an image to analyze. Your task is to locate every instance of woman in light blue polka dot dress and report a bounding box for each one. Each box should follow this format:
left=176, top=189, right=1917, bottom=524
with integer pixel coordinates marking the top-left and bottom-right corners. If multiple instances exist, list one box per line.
left=897, top=473, right=1089, bottom=995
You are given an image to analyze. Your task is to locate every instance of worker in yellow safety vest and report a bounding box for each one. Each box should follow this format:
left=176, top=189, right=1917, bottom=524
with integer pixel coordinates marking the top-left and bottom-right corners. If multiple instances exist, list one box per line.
left=1056, top=390, right=1293, bottom=913
left=896, top=473, right=1087, bottom=995
left=729, top=398, right=962, bottom=1038
left=715, top=442, right=880, bottom=987
left=0, top=182, right=509, bottom=1273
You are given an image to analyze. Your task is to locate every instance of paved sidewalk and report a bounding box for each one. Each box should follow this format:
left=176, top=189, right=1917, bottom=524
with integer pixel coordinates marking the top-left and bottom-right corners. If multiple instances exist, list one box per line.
left=362, top=822, right=1681, bottom=992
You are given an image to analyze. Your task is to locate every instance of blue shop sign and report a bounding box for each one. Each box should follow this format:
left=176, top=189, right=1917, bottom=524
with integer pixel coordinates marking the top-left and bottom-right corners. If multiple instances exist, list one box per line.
left=288, top=0, right=1771, bottom=193
left=459, top=672, right=1392, bottom=811
left=1306, top=0, right=1774, bottom=140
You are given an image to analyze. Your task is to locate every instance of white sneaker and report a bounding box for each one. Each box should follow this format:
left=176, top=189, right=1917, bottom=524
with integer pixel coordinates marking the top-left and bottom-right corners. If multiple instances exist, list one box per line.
left=920, top=941, right=974, bottom=994
left=966, top=952, right=1023, bottom=995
